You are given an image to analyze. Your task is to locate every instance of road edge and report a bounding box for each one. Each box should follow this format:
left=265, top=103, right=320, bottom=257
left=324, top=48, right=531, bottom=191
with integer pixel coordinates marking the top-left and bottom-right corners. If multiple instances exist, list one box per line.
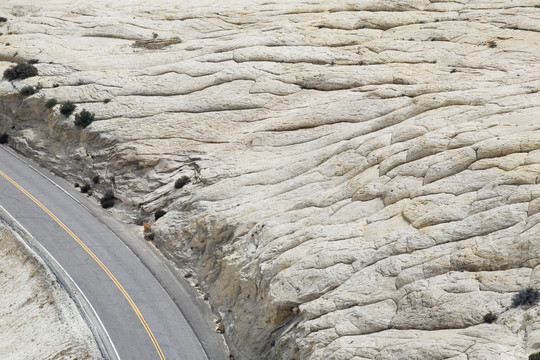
left=0, top=205, right=120, bottom=360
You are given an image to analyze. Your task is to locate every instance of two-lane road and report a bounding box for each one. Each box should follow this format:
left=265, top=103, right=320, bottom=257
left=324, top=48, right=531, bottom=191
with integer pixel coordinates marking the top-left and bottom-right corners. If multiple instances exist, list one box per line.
left=0, top=145, right=225, bottom=360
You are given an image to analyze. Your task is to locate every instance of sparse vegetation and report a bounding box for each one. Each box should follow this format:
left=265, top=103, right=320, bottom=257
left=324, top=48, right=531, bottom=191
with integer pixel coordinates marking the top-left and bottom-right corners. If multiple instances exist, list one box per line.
left=20, top=85, right=37, bottom=96
left=80, top=183, right=91, bottom=193
left=100, top=189, right=115, bottom=209
left=27, top=59, right=39, bottom=64
left=175, top=176, right=190, bottom=189
left=530, top=352, right=540, bottom=360
left=143, top=222, right=154, bottom=240
left=3, top=62, right=38, bottom=81
left=155, top=209, right=167, bottom=220
left=74, top=109, right=95, bottom=128
left=488, top=41, right=497, bottom=48
left=60, top=101, right=76, bottom=116
left=0, top=133, right=8, bottom=144
left=0, top=17, right=7, bottom=23
left=103, top=98, right=111, bottom=104
left=45, top=98, right=58, bottom=108
left=483, top=312, right=497, bottom=323
left=92, top=175, right=100, bottom=184
left=511, top=287, right=540, bottom=308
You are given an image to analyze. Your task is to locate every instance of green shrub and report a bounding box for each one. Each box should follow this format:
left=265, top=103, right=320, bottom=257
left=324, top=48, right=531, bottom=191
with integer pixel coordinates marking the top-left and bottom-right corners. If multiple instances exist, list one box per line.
left=80, top=183, right=91, bottom=193
left=511, top=287, right=540, bottom=308
left=155, top=209, right=167, bottom=220
left=74, top=109, right=95, bottom=128
left=0, top=133, right=8, bottom=144
left=529, top=352, right=540, bottom=360
left=3, top=62, right=38, bottom=81
left=174, top=176, right=190, bottom=189
left=20, top=85, right=37, bottom=96
left=101, top=189, right=115, bottom=209
left=60, top=101, right=76, bottom=116
left=483, top=312, right=497, bottom=323
left=45, top=98, right=58, bottom=108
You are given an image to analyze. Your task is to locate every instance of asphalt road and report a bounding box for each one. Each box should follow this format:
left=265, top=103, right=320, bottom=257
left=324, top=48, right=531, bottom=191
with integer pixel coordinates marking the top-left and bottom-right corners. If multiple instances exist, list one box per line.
left=0, top=145, right=226, bottom=360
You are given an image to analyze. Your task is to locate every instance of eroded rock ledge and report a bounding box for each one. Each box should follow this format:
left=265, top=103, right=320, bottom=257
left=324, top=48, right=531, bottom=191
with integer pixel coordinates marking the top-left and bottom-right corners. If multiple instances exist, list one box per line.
left=1, top=1, right=540, bottom=359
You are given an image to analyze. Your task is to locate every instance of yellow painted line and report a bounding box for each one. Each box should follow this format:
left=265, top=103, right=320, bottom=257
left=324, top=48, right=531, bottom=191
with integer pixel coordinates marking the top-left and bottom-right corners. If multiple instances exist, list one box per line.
left=0, top=169, right=166, bottom=360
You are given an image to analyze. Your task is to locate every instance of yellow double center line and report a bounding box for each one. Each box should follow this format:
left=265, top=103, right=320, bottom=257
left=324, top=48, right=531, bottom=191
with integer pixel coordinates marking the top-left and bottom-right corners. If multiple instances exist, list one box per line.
left=0, top=170, right=166, bottom=360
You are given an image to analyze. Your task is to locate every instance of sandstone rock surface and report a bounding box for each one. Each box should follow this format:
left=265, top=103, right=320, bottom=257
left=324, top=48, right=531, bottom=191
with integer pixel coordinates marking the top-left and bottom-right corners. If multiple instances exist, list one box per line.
left=1, top=1, right=540, bottom=359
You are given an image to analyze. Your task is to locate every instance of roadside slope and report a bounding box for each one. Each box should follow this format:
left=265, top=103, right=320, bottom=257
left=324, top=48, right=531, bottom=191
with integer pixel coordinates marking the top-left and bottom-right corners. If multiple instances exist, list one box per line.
left=0, top=221, right=101, bottom=360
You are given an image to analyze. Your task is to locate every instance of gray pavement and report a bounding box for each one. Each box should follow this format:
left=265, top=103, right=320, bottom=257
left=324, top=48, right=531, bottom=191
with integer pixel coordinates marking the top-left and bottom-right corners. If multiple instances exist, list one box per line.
left=0, top=145, right=227, bottom=360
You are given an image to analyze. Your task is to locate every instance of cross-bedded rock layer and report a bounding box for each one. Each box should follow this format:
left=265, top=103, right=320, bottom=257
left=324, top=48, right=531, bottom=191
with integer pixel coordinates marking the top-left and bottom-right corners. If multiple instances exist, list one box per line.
left=1, top=1, right=540, bottom=359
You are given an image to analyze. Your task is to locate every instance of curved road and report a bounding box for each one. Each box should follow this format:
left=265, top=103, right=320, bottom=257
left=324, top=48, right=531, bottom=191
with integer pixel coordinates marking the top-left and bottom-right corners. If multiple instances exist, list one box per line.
left=0, top=145, right=226, bottom=360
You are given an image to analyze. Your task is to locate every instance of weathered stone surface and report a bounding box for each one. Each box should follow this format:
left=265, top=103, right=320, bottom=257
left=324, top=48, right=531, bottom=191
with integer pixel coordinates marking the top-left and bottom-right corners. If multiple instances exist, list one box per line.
left=1, top=0, right=540, bottom=359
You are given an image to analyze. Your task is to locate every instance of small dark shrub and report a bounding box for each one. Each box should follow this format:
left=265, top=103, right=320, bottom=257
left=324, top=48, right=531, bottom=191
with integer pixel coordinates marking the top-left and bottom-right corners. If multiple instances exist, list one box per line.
left=511, top=287, right=540, bottom=308
left=101, top=199, right=114, bottom=209
left=530, top=352, right=540, bottom=360
left=45, top=98, right=58, bottom=108
left=20, top=85, right=37, bottom=96
left=60, top=101, right=76, bottom=116
left=52, top=83, right=59, bottom=88
left=155, top=209, right=167, bottom=220
left=101, top=189, right=115, bottom=209
left=174, top=176, right=190, bottom=189
left=0, top=133, right=8, bottom=144
left=483, top=312, right=497, bottom=324
left=27, top=59, right=38, bottom=64
left=80, top=183, right=91, bottom=193
left=0, top=17, right=7, bottom=23
left=488, top=41, right=497, bottom=48
left=144, top=231, right=154, bottom=241
left=103, top=98, right=111, bottom=104
left=92, top=175, right=100, bottom=184
left=3, top=62, right=38, bottom=81
left=74, top=109, right=95, bottom=128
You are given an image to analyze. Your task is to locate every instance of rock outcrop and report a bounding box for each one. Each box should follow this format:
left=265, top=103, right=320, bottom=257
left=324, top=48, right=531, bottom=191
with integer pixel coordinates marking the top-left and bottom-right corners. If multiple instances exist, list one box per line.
left=1, top=1, right=540, bottom=359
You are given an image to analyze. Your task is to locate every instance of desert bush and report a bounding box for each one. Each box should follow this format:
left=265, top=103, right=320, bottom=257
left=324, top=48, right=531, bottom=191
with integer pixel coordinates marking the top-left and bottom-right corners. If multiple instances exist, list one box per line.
left=0, top=17, right=7, bottom=22
left=529, top=352, right=540, bottom=360
left=0, top=133, right=8, bottom=144
left=175, top=176, right=190, bottom=189
left=101, top=189, right=115, bottom=209
left=45, top=98, right=58, bottom=108
left=3, top=62, right=38, bottom=81
left=20, top=85, right=37, bottom=96
left=80, top=183, right=91, bottom=193
left=511, top=287, right=540, bottom=308
left=483, top=312, right=497, bottom=323
left=74, top=109, right=95, bottom=128
left=60, top=101, right=76, bottom=116
left=92, top=175, right=100, bottom=184
left=155, top=209, right=167, bottom=220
